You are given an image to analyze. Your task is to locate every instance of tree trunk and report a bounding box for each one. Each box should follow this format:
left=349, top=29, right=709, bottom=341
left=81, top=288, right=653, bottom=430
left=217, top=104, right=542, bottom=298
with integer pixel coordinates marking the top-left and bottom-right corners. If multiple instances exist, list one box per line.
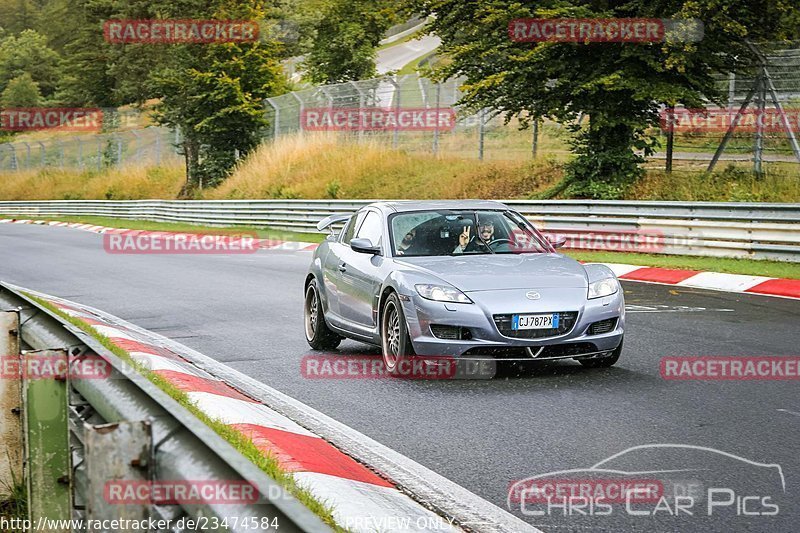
left=178, top=138, right=201, bottom=199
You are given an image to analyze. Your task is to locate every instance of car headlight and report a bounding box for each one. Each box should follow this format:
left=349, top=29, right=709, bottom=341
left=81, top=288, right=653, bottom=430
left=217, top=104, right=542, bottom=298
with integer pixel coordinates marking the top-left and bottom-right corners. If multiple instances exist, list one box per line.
left=588, top=277, right=619, bottom=299
left=415, top=284, right=472, bottom=304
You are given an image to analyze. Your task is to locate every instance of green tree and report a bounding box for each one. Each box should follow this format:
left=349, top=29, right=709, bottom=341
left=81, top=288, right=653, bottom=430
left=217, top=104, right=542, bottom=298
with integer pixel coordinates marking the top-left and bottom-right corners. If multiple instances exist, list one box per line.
left=412, top=0, right=800, bottom=198
left=0, top=29, right=60, bottom=98
left=1, top=72, right=41, bottom=106
left=149, top=1, right=288, bottom=193
left=303, top=0, right=397, bottom=84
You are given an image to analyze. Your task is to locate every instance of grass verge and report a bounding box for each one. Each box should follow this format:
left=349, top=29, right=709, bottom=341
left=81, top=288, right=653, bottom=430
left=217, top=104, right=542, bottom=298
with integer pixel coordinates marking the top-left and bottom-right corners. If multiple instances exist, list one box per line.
left=567, top=250, right=800, bottom=280
left=25, top=294, right=343, bottom=531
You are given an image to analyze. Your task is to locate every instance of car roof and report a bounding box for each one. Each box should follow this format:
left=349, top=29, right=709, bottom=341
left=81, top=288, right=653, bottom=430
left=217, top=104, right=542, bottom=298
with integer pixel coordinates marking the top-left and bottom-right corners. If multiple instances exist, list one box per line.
left=366, top=200, right=510, bottom=214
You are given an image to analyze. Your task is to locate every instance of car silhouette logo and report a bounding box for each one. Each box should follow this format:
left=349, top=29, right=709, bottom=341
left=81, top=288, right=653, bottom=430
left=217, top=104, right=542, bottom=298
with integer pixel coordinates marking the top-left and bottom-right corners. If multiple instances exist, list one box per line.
left=526, top=291, right=541, bottom=300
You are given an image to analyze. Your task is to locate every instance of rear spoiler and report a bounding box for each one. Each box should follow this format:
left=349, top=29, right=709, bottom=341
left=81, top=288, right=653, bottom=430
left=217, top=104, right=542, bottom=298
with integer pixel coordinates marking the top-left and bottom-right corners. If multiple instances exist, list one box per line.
left=316, top=213, right=351, bottom=232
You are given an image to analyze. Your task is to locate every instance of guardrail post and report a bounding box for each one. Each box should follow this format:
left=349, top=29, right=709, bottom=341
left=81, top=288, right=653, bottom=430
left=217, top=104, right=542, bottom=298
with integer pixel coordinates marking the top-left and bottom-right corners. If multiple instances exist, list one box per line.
left=23, top=349, right=71, bottom=529
left=85, top=420, right=151, bottom=525
left=0, top=311, right=22, bottom=494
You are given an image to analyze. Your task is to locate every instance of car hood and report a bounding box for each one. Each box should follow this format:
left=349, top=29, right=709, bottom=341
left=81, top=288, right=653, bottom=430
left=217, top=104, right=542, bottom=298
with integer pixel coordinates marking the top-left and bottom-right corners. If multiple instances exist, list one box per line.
left=394, top=254, right=588, bottom=291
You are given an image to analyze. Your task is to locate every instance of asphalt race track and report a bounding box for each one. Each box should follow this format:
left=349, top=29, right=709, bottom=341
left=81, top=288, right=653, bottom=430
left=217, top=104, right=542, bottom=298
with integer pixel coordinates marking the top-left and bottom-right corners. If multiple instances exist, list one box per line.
left=2, top=222, right=799, bottom=532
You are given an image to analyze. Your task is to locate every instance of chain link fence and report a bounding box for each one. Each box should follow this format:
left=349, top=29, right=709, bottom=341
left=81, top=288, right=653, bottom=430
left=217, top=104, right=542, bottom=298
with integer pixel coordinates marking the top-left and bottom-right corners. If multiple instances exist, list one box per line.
left=0, top=126, right=182, bottom=173
left=1, top=43, right=798, bottom=173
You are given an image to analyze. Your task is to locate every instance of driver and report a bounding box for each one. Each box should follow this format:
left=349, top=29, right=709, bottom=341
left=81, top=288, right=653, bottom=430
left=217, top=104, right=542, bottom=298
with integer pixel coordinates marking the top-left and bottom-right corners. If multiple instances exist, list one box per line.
left=453, top=221, right=494, bottom=254
left=396, top=228, right=417, bottom=255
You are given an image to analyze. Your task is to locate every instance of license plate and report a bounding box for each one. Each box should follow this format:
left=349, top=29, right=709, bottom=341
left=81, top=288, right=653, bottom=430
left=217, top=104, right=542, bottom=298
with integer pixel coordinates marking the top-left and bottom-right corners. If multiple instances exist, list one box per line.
left=512, top=313, right=559, bottom=330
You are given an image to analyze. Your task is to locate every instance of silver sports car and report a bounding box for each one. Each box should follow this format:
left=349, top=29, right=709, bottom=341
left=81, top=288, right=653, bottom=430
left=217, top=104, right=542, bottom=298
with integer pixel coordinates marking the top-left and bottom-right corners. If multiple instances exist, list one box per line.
left=304, top=200, right=624, bottom=374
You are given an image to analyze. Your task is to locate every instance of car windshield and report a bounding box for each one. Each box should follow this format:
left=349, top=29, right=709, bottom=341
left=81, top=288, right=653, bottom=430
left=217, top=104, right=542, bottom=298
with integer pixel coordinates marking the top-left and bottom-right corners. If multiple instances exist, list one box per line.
left=390, top=210, right=551, bottom=257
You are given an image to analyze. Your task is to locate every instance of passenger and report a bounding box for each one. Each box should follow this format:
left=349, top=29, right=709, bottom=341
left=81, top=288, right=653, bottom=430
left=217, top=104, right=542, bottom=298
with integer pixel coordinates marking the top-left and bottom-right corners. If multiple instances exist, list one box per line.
left=453, top=221, right=495, bottom=254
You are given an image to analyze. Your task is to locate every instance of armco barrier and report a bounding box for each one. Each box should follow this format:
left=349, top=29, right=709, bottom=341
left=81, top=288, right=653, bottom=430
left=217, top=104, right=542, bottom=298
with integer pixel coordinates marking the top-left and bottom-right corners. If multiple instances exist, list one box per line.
left=0, top=283, right=332, bottom=532
left=0, top=199, right=798, bottom=261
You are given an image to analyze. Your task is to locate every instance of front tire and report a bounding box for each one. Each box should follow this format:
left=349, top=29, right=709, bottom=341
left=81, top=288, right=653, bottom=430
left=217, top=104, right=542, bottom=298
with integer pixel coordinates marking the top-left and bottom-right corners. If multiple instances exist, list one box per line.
left=304, top=279, right=341, bottom=350
left=579, top=338, right=622, bottom=368
left=381, top=293, right=415, bottom=375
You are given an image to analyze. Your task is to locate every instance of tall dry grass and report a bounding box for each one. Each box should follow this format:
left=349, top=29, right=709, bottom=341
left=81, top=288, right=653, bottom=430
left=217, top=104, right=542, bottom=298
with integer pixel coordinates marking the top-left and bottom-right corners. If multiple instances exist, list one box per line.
left=0, top=165, right=184, bottom=200
left=205, top=133, right=562, bottom=200
left=0, top=134, right=796, bottom=203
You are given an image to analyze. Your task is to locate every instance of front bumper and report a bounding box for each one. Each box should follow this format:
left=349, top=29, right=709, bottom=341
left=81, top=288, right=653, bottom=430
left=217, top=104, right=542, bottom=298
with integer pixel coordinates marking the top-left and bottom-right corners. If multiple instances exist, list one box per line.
left=401, top=286, right=624, bottom=359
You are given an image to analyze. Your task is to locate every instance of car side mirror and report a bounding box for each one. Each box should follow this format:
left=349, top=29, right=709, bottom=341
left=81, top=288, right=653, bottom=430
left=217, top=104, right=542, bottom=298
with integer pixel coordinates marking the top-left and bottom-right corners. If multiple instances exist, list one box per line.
left=350, top=238, right=381, bottom=255
left=548, top=235, right=568, bottom=249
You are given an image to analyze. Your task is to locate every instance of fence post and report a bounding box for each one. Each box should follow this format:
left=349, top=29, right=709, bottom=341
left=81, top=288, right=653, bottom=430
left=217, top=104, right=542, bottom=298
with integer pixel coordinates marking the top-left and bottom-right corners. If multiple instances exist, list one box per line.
left=665, top=106, right=674, bottom=173
left=0, top=312, right=22, bottom=496
left=85, top=421, right=151, bottom=523
left=478, top=108, right=486, bottom=160
left=20, top=142, right=31, bottom=170
left=291, top=92, right=304, bottom=137
left=350, top=81, right=366, bottom=142
left=96, top=138, right=102, bottom=170
left=266, top=97, right=280, bottom=141
left=77, top=138, right=83, bottom=168
left=389, top=76, right=401, bottom=149
left=23, top=349, right=71, bottom=526
left=532, top=119, right=539, bottom=159
left=37, top=141, right=45, bottom=167
left=9, top=145, right=18, bottom=171
left=432, top=81, right=441, bottom=156
left=753, top=68, right=766, bottom=176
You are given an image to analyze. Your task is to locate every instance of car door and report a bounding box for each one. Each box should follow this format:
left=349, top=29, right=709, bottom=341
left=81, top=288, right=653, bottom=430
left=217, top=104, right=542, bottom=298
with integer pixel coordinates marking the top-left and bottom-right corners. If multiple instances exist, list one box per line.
left=321, top=211, right=364, bottom=325
left=339, top=209, right=386, bottom=330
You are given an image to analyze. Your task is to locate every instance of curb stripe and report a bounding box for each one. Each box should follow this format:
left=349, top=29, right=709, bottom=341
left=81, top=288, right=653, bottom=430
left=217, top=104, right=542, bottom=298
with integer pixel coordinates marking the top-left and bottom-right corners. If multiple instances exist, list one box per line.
left=188, top=392, right=316, bottom=436
left=677, top=272, right=773, bottom=292
left=130, top=352, right=212, bottom=377
left=746, top=278, right=800, bottom=298
left=293, top=472, right=455, bottom=531
left=619, top=267, right=701, bottom=284
left=231, top=423, right=393, bottom=487
left=153, top=369, right=258, bottom=403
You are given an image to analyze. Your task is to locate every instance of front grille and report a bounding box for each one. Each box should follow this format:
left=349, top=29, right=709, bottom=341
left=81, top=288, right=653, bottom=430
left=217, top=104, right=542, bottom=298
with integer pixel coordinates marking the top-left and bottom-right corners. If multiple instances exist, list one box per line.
left=493, top=311, right=578, bottom=339
left=430, top=325, right=472, bottom=340
left=462, top=342, right=599, bottom=359
left=588, top=318, right=618, bottom=335
left=539, top=342, right=599, bottom=358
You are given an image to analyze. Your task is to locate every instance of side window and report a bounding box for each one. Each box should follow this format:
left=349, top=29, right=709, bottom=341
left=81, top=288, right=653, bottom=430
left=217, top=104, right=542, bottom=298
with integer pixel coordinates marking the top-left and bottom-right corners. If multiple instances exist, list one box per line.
left=355, top=211, right=383, bottom=247
left=341, top=212, right=365, bottom=244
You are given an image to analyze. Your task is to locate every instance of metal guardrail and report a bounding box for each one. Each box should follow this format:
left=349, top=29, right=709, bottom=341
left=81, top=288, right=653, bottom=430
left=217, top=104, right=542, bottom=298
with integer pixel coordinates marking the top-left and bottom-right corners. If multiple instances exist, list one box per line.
left=0, top=283, right=332, bottom=532
left=0, top=199, right=799, bottom=261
